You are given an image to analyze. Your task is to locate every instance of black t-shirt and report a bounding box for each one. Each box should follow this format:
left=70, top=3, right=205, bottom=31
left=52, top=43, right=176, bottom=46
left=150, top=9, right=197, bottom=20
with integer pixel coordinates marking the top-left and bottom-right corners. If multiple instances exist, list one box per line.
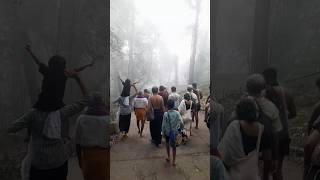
left=240, top=124, right=272, bottom=155
left=121, top=81, right=131, bottom=97
left=34, top=63, right=67, bottom=111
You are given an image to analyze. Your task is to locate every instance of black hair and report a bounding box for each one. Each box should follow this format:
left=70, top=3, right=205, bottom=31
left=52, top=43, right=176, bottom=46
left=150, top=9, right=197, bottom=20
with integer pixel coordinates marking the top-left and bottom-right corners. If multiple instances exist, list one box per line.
left=48, top=55, right=66, bottom=72
left=246, top=74, right=266, bottom=96
left=171, top=86, right=176, bottom=92
left=236, top=97, right=258, bottom=123
left=263, top=67, right=278, bottom=85
left=184, top=93, right=191, bottom=101
left=167, top=99, right=175, bottom=109
left=159, top=85, right=165, bottom=92
left=144, top=89, right=149, bottom=93
left=152, top=86, right=159, bottom=94
left=192, top=83, right=197, bottom=88
left=124, top=79, right=131, bottom=85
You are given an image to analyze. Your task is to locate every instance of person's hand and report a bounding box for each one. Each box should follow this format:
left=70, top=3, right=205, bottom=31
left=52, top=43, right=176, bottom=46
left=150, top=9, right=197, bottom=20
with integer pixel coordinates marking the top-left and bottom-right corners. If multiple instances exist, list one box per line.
left=25, top=44, right=31, bottom=51
left=64, top=69, right=79, bottom=79
left=89, top=60, right=95, bottom=67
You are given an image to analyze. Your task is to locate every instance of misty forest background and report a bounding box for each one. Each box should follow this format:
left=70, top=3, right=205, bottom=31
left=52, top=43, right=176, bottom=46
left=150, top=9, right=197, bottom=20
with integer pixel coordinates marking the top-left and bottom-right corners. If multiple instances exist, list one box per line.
left=110, top=0, right=210, bottom=96
left=1, top=0, right=320, bottom=179
left=0, top=0, right=107, bottom=179
left=110, top=0, right=210, bottom=125
left=212, top=0, right=320, bottom=162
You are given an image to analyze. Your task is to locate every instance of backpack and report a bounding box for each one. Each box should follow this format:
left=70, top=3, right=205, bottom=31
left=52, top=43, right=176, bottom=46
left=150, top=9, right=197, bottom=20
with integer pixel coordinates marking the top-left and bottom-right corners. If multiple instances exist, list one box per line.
left=255, top=100, right=275, bottom=149
left=188, top=92, right=197, bottom=109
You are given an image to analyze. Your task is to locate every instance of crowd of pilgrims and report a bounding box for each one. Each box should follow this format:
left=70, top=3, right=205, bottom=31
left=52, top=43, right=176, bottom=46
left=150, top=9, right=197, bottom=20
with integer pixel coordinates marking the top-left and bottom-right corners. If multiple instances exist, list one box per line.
left=113, top=78, right=206, bottom=166
left=7, top=46, right=320, bottom=180
left=6, top=45, right=209, bottom=180
left=210, top=68, right=320, bottom=180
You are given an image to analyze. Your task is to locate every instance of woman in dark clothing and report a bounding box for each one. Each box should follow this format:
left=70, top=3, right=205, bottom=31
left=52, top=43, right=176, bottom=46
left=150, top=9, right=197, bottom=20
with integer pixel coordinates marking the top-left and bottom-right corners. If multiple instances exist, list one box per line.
left=114, top=85, right=138, bottom=140
left=148, top=86, right=165, bottom=147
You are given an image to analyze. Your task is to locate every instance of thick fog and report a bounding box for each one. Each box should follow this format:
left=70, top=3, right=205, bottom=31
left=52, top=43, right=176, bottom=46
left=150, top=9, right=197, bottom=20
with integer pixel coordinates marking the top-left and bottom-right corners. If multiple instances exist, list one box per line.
left=0, top=1, right=107, bottom=179
left=111, top=0, right=210, bottom=100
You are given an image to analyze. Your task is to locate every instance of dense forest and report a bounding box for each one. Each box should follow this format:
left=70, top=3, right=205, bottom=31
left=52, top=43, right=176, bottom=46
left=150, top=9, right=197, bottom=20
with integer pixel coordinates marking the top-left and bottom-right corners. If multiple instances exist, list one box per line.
left=110, top=0, right=210, bottom=97
left=211, top=0, right=320, bottom=97
left=211, top=0, right=320, bottom=162
left=0, top=0, right=107, bottom=179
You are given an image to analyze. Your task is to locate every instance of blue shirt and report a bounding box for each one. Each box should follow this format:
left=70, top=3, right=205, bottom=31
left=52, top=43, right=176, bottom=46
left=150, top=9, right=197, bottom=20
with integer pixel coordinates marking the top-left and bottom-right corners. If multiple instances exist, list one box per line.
left=162, top=110, right=183, bottom=136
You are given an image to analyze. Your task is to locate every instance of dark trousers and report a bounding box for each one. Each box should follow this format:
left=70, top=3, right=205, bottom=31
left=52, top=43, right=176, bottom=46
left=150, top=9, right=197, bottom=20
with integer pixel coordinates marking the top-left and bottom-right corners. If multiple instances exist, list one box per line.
left=30, top=161, right=68, bottom=180
left=119, top=114, right=131, bottom=133
left=150, top=110, right=163, bottom=145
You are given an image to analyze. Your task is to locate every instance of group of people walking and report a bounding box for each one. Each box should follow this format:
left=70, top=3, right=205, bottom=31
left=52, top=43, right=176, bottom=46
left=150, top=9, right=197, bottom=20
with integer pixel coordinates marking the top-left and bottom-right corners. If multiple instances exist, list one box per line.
left=210, top=68, right=320, bottom=180
left=114, top=79, right=204, bottom=166
left=7, top=45, right=110, bottom=180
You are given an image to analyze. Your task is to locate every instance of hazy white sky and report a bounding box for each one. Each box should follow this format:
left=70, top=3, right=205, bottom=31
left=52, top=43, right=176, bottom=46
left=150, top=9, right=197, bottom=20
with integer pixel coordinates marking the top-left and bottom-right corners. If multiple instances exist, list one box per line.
left=134, top=0, right=210, bottom=64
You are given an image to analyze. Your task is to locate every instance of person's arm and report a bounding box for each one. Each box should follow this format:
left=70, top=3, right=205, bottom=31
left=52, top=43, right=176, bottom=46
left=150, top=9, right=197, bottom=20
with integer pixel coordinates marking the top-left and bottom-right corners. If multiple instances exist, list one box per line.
left=74, top=61, right=95, bottom=72
left=160, top=98, right=165, bottom=112
left=145, top=99, right=149, bottom=110
left=113, top=97, right=120, bottom=104
left=61, top=70, right=89, bottom=118
left=131, top=85, right=138, bottom=97
left=147, top=98, right=152, bottom=112
left=131, top=81, right=139, bottom=86
left=304, top=129, right=320, bottom=170
left=162, top=113, right=167, bottom=135
left=286, top=93, right=297, bottom=119
left=25, top=44, right=41, bottom=66
left=119, top=76, right=124, bottom=84
left=7, top=110, right=33, bottom=133
left=65, top=69, right=88, bottom=96
left=262, top=149, right=271, bottom=180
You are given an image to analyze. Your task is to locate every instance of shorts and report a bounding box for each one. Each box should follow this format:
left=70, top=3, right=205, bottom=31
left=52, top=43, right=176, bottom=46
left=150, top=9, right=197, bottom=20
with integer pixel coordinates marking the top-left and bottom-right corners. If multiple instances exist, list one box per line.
left=192, top=103, right=201, bottom=112
left=165, top=135, right=176, bottom=149
left=135, top=108, right=146, bottom=122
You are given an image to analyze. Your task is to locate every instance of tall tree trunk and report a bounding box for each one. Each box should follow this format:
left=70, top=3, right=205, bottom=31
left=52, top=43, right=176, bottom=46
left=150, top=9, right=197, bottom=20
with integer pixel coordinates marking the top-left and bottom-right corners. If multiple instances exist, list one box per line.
left=128, top=11, right=135, bottom=78
left=251, top=0, right=271, bottom=73
left=174, top=56, right=178, bottom=85
left=210, top=0, right=219, bottom=152
left=188, top=0, right=201, bottom=84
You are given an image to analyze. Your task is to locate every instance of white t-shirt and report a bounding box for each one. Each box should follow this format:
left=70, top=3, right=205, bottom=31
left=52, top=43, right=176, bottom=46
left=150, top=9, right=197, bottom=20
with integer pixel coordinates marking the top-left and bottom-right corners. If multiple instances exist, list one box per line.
left=188, top=92, right=199, bottom=104
left=133, top=97, right=148, bottom=108
left=169, top=92, right=181, bottom=108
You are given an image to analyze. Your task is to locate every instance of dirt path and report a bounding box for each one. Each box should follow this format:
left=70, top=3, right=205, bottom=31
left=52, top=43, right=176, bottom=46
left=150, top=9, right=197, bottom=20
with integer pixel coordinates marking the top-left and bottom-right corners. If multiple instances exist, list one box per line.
left=67, top=111, right=303, bottom=180
left=110, top=111, right=210, bottom=180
